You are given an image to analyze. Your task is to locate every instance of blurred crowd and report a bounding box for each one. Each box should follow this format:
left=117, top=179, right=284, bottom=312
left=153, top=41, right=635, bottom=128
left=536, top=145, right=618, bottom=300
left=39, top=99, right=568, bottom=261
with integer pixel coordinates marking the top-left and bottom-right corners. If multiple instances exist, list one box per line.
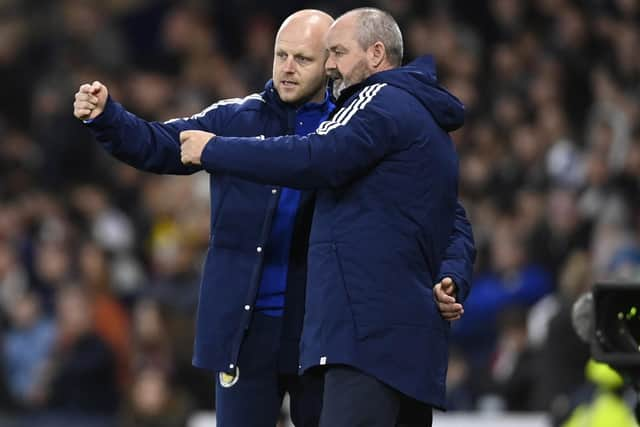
left=0, top=0, right=638, bottom=426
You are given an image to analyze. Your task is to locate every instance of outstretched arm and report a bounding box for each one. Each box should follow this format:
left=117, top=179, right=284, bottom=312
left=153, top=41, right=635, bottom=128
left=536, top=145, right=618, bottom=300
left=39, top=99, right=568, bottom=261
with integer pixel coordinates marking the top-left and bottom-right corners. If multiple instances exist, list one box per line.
left=74, top=81, right=206, bottom=175
left=180, top=84, right=397, bottom=189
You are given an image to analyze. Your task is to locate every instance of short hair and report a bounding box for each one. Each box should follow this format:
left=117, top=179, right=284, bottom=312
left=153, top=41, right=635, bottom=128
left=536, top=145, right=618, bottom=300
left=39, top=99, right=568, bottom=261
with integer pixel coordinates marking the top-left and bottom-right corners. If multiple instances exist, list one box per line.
left=348, top=8, right=404, bottom=67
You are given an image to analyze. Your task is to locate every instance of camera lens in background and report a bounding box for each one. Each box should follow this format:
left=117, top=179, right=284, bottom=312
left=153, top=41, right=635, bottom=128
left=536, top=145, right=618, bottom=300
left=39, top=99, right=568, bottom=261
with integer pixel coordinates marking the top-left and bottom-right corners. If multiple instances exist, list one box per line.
left=592, top=283, right=640, bottom=368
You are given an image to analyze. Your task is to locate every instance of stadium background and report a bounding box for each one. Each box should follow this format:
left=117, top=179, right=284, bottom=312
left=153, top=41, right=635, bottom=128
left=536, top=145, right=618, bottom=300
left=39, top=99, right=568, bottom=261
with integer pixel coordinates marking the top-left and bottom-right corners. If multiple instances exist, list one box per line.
left=0, top=0, right=638, bottom=426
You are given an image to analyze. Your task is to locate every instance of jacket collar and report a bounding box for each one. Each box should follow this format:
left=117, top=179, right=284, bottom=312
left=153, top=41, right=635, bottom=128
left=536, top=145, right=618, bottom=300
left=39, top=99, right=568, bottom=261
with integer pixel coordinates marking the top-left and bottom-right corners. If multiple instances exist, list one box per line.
left=262, top=79, right=333, bottom=116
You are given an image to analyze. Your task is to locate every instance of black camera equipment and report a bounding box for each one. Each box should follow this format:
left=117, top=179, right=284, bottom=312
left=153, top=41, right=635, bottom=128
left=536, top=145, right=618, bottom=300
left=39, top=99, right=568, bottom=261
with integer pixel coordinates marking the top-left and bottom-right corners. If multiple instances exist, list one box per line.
left=591, top=282, right=640, bottom=422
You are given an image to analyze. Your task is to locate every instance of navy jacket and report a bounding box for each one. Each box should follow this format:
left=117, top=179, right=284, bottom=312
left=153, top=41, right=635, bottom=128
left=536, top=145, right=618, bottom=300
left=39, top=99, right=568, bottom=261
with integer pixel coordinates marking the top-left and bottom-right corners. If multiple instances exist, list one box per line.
left=198, top=56, right=475, bottom=408
left=86, top=81, right=331, bottom=374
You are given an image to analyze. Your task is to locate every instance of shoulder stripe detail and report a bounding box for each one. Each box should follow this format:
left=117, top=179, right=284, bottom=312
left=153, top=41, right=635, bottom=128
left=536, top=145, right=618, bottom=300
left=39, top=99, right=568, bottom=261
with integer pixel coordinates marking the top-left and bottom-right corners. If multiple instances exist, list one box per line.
left=316, top=83, right=386, bottom=135
left=316, top=85, right=378, bottom=134
left=164, top=93, right=265, bottom=124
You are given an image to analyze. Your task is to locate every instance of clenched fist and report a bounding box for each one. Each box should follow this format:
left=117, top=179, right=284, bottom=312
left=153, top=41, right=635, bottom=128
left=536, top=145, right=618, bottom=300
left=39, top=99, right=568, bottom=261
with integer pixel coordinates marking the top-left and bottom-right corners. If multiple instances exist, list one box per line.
left=180, top=130, right=216, bottom=165
left=73, top=81, right=108, bottom=120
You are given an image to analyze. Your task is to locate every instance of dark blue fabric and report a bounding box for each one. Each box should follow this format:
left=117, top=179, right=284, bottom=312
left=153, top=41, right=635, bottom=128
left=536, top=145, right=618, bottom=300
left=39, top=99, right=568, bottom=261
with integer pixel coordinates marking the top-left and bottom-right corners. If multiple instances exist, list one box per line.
left=215, top=313, right=323, bottom=427
left=257, top=187, right=301, bottom=316
left=198, top=55, right=476, bottom=408
left=256, top=98, right=332, bottom=317
left=319, top=366, right=432, bottom=427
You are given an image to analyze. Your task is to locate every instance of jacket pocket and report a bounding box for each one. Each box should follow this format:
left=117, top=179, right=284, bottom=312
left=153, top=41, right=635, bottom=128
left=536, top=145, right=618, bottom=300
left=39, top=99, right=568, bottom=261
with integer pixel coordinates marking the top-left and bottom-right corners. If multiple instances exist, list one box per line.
left=333, top=241, right=440, bottom=340
left=305, top=242, right=361, bottom=341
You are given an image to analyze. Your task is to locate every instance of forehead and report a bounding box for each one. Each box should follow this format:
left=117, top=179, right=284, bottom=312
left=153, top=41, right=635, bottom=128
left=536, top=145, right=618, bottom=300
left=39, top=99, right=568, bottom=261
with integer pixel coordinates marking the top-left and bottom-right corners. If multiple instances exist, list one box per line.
left=276, top=21, right=325, bottom=53
left=275, top=36, right=320, bottom=55
left=326, top=16, right=358, bottom=47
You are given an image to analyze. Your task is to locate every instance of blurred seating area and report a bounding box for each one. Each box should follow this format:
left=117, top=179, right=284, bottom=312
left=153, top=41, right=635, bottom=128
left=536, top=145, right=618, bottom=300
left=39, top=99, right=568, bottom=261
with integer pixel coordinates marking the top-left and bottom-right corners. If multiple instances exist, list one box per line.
left=0, top=0, right=638, bottom=426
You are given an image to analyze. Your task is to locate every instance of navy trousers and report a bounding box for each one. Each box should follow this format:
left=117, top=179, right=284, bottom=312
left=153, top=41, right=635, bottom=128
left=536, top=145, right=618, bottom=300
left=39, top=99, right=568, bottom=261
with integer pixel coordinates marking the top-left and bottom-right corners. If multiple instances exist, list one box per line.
left=318, top=365, right=433, bottom=427
left=215, top=313, right=323, bottom=427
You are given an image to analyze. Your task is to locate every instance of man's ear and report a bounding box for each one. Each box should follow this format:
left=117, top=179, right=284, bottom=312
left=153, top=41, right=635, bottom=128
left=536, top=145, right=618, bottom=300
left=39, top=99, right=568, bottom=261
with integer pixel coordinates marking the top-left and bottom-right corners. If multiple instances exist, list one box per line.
left=368, top=41, right=386, bottom=69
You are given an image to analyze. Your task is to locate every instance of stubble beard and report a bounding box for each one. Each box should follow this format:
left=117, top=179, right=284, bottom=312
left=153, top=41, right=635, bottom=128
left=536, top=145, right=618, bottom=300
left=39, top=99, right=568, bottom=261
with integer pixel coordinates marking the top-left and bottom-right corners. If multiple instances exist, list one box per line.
left=331, top=59, right=371, bottom=99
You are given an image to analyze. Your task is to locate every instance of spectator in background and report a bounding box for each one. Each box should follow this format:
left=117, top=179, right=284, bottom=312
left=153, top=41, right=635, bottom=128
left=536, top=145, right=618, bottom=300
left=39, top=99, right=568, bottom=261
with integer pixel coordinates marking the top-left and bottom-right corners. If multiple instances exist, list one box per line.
left=120, top=367, right=192, bottom=427
left=78, top=241, right=132, bottom=388
left=70, top=184, right=147, bottom=299
left=33, top=285, right=119, bottom=427
left=528, top=187, right=591, bottom=278
left=31, top=240, right=73, bottom=314
left=2, top=292, right=55, bottom=409
left=453, top=217, right=552, bottom=367
left=530, top=251, right=592, bottom=419
left=0, top=242, right=27, bottom=322
left=487, top=309, right=536, bottom=412
left=130, top=299, right=173, bottom=375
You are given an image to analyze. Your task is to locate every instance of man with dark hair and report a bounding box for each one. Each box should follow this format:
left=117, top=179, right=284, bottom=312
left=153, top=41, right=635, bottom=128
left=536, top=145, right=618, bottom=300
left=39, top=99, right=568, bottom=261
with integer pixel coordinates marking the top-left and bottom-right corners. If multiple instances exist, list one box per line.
left=179, top=7, right=476, bottom=427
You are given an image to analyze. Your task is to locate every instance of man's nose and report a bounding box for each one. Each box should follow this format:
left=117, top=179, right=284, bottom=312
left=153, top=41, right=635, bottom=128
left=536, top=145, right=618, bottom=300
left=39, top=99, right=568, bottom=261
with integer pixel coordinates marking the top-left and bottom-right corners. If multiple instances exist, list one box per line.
left=282, top=56, right=296, bottom=73
left=325, top=55, right=335, bottom=71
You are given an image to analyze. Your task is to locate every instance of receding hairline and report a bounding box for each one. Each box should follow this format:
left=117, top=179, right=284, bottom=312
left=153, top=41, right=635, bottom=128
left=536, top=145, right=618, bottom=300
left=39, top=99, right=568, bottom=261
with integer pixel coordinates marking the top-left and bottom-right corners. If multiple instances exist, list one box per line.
left=335, top=7, right=404, bottom=66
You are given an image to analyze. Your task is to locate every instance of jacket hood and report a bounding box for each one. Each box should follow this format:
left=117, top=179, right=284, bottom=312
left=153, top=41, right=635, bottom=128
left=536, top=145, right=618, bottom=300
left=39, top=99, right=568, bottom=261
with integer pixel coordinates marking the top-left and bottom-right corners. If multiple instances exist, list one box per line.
left=368, top=55, right=465, bottom=132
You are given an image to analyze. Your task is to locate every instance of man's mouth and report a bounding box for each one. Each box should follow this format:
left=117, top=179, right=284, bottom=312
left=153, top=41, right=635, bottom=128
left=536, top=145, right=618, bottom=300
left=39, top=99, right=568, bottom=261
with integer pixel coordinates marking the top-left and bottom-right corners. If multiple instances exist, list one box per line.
left=281, top=80, right=299, bottom=87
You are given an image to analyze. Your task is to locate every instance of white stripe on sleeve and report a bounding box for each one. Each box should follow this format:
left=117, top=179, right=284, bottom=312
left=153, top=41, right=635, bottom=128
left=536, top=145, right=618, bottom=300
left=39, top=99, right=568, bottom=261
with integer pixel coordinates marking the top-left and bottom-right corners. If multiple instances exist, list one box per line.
left=164, top=93, right=265, bottom=124
left=316, top=83, right=386, bottom=135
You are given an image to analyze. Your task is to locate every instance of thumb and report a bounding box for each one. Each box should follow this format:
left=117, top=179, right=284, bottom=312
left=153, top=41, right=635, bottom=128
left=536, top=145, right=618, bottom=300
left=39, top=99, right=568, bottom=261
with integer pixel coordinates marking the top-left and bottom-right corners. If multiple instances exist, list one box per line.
left=441, top=277, right=455, bottom=295
left=179, top=131, right=191, bottom=144
left=90, top=80, right=104, bottom=95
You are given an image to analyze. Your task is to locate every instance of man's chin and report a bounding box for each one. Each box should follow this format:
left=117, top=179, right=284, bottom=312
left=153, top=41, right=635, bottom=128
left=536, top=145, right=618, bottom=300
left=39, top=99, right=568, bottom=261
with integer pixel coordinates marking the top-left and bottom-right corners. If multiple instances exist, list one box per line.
left=277, top=88, right=299, bottom=102
left=332, top=80, right=346, bottom=99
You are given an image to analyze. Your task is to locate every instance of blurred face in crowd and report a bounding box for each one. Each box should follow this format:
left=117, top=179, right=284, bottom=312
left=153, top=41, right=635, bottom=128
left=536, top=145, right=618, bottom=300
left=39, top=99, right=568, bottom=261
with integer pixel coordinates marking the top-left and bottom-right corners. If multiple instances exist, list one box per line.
left=57, top=286, right=93, bottom=339
left=35, top=241, right=70, bottom=285
left=272, top=10, right=333, bottom=106
left=9, top=293, right=41, bottom=330
left=326, top=13, right=373, bottom=97
left=133, top=299, right=165, bottom=344
left=132, top=368, right=170, bottom=416
left=491, top=224, right=525, bottom=274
